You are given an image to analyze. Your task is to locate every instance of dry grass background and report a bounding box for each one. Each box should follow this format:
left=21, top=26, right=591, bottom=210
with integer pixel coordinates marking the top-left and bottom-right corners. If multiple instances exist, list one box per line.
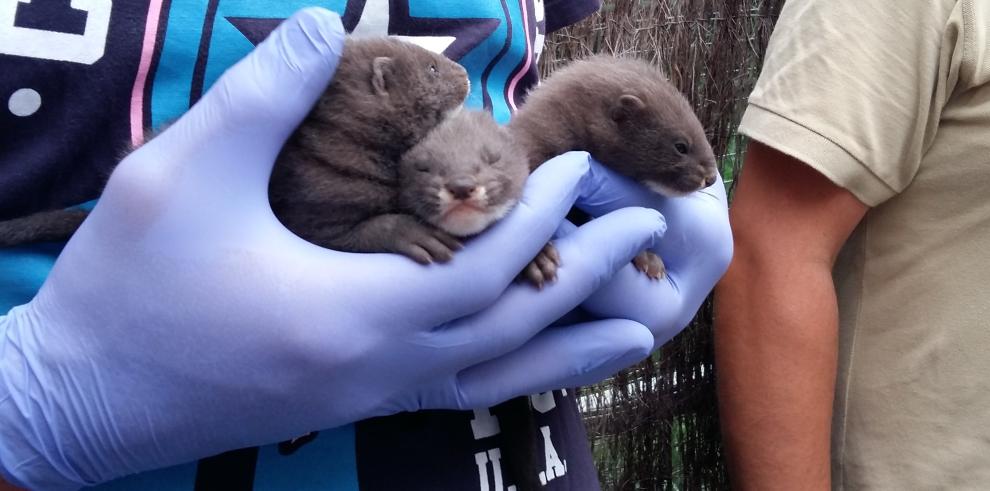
left=539, top=1, right=784, bottom=489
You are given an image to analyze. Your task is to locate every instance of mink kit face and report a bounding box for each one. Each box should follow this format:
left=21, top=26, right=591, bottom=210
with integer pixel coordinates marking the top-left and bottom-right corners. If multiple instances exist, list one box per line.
left=398, top=111, right=529, bottom=237
left=372, top=43, right=470, bottom=128
left=605, top=93, right=718, bottom=196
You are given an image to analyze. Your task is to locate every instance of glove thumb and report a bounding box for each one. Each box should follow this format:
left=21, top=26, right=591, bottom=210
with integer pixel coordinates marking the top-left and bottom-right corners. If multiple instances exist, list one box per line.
left=164, top=8, right=345, bottom=160
left=132, top=8, right=344, bottom=206
left=208, top=8, right=344, bottom=133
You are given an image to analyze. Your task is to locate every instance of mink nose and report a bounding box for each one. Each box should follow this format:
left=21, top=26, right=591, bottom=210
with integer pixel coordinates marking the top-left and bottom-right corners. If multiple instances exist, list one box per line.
left=704, top=175, right=717, bottom=187
left=447, top=178, right=477, bottom=199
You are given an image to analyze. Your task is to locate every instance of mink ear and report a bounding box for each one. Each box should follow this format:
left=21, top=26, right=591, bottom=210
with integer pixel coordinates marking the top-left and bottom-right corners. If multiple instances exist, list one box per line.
left=372, top=57, right=394, bottom=96
left=610, top=94, right=646, bottom=122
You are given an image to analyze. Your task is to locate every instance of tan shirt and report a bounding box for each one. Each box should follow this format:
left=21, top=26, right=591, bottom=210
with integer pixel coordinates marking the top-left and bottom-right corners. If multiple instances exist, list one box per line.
left=738, top=0, right=990, bottom=488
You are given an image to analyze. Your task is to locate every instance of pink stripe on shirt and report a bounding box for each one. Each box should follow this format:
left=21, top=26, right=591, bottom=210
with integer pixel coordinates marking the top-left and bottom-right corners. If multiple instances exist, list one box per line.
left=129, top=0, right=165, bottom=147
left=506, top=0, right=534, bottom=112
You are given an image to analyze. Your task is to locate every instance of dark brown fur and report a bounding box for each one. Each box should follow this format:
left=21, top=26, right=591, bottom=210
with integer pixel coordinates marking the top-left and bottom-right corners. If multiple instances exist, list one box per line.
left=0, top=209, right=89, bottom=247
left=509, top=55, right=719, bottom=284
left=269, top=37, right=469, bottom=254
left=510, top=55, right=717, bottom=195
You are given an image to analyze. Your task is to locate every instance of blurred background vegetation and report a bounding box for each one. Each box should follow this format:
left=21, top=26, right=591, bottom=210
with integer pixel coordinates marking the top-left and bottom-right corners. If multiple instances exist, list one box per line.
left=539, top=1, right=784, bottom=488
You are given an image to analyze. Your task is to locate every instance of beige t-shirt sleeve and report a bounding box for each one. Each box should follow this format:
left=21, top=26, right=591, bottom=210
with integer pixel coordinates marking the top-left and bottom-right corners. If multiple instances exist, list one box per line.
left=738, top=0, right=962, bottom=206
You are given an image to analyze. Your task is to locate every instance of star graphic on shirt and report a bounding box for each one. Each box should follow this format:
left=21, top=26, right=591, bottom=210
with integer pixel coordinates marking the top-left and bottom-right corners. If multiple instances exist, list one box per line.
left=225, top=0, right=500, bottom=60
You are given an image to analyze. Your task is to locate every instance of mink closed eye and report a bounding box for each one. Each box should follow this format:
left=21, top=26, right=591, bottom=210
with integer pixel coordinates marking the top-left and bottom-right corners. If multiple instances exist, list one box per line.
left=483, top=148, right=501, bottom=164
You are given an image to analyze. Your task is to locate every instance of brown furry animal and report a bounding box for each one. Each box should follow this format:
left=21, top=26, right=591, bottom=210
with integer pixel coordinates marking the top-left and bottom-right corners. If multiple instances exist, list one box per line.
left=510, top=55, right=717, bottom=193
left=387, top=56, right=718, bottom=286
left=0, top=208, right=88, bottom=247
left=268, top=37, right=469, bottom=254
left=508, top=55, right=719, bottom=283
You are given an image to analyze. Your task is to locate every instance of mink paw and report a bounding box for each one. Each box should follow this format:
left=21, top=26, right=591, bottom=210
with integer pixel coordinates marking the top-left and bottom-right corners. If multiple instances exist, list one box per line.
left=395, top=224, right=463, bottom=264
left=520, top=242, right=561, bottom=289
left=632, top=250, right=665, bottom=280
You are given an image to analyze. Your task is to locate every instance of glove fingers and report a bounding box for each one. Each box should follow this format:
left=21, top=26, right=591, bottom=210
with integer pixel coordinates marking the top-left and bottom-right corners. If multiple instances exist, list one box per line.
left=649, top=175, right=731, bottom=273
left=581, top=174, right=730, bottom=347
left=435, top=206, right=664, bottom=362
left=453, top=320, right=653, bottom=409
left=572, top=164, right=731, bottom=340
left=551, top=218, right=578, bottom=240
left=196, top=7, right=344, bottom=136
left=580, top=265, right=685, bottom=349
left=100, top=9, right=346, bottom=232
left=577, top=162, right=730, bottom=272
left=575, top=158, right=659, bottom=214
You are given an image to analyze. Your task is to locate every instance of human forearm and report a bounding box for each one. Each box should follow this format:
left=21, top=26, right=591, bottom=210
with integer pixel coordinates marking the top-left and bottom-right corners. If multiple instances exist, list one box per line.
left=715, top=250, right=838, bottom=490
left=714, top=141, right=867, bottom=490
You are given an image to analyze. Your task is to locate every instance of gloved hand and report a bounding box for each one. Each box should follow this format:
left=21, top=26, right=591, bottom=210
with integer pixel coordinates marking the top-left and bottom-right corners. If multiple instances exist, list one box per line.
left=474, top=160, right=732, bottom=392
left=578, top=162, right=732, bottom=346
left=0, top=9, right=666, bottom=490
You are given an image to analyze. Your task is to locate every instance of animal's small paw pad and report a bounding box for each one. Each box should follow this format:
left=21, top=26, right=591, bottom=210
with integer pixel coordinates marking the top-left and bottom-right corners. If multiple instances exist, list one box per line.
left=519, top=242, right=561, bottom=289
left=633, top=250, right=665, bottom=280
left=397, top=224, right=462, bottom=264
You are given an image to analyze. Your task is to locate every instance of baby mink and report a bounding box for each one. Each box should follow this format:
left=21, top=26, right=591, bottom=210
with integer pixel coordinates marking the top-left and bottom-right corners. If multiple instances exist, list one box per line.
left=268, top=37, right=470, bottom=254
left=508, top=54, right=719, bottom=284
left=394, top=109, right=530, bottom=262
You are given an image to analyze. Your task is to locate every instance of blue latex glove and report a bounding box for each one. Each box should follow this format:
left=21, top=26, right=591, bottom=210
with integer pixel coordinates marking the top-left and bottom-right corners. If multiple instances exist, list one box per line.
left=0, top=9, right=667, bottom=490
left=468, top=161, right=732, bottom=394
left=577, top=163, right=732, bottom=349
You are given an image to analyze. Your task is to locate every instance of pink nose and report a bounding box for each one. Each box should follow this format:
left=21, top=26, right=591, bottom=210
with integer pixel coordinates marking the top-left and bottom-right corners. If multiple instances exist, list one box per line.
left=447, top=179, right=477, bottom=199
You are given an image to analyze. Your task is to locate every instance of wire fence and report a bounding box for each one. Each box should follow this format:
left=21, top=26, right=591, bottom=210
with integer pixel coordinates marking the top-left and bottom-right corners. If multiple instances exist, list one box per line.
left=539, top=1, right=784, bottom=488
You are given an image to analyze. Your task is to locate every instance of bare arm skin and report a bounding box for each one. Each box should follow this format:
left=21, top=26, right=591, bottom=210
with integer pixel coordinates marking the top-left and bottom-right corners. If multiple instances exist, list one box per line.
left=714, top=141, right=868, bottom=490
